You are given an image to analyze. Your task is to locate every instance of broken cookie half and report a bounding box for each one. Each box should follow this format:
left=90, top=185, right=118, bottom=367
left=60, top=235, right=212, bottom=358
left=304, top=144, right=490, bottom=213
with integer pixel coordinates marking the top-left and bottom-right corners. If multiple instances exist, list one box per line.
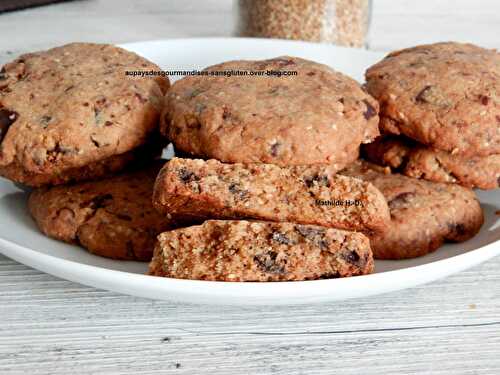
left=149, top=220, right=374, bottom=281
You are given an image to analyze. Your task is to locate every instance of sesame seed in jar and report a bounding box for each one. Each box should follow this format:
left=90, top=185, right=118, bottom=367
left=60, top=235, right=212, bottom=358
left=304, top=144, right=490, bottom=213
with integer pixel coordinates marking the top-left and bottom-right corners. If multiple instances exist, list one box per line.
left=235, top=0, right=372, bottom=48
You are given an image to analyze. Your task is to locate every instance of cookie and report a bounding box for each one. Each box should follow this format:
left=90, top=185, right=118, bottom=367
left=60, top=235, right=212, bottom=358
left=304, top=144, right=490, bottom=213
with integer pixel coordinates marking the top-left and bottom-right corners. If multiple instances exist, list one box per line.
left=363, top=136, right=500, bottom=190
left=153, top=157, right=390, bottom=233
left=365, top=42, right=500, bottom=157
left=148, top=220, right=374, bottom=281
left=162, top=56, right=379, bottom=168
left=28, top=161, right=178, bottom=260
left=4, top=138, right=165, bottom=187
left=0, top=43, right=169, bottom=187
left=341, top=160, right=484, bottom=259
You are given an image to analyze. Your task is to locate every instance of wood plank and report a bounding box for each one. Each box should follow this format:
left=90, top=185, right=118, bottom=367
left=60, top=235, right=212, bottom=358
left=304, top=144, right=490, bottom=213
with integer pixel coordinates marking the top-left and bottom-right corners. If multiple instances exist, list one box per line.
left=1, top=255, right=500, bottom=374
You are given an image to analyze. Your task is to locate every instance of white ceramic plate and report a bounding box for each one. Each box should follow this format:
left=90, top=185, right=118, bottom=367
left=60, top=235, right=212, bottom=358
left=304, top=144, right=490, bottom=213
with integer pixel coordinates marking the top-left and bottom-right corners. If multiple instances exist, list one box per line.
left=0, top=38, right=499, bottom=306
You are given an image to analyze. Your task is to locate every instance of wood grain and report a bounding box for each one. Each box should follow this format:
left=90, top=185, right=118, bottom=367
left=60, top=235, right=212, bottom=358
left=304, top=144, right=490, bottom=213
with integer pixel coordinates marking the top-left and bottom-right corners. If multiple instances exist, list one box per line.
left=1, top=254, right=500, bottom=374
left=0, top=1, right=499, bottom=374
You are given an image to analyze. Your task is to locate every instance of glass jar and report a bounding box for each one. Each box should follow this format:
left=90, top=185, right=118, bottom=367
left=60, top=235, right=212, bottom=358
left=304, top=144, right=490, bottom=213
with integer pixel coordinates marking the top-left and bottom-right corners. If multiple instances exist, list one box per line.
left=235, top=0, right=372, bottom=48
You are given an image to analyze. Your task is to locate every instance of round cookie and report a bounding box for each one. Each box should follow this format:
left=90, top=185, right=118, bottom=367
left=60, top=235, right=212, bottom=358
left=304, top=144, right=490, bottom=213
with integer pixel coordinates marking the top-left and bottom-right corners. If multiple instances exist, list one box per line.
left=341, top=160, right=484, bottom=259
left=365, top=42, right=500, bottom=157
left=28, top=161, right=178, bottom=261
left=0, top=43, right=169, bottom=187
left=363, top=136, right=500, bottom=190
left=162, top=56, right=379, bottom=167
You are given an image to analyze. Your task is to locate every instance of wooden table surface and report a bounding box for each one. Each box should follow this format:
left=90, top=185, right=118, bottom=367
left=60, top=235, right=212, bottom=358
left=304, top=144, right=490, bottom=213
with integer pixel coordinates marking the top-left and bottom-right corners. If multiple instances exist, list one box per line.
left=0, top=1, right=499, bottom=374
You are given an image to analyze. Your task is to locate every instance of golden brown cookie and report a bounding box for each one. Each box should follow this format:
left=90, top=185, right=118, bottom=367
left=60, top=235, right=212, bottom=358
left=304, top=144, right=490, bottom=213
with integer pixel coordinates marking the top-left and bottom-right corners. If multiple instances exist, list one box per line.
left=341, top=160, right=484, bottom=259
left=365, top=42, right=500, bottom=157
left=363, top=136, right=500, bottom=190
left=28, top=161, right=178, bottom=260
left=149, top=220, right=374, bottom=281
left=153, top=157, right=390, bottom=233
left=0, top=43, right=169, bottom=187
left=162, top=56, right=379, bottom=168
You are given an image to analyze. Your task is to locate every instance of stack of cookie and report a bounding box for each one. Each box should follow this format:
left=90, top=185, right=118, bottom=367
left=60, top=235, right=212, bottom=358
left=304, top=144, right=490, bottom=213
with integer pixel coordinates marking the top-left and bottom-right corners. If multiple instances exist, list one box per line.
left=363, top=42, right=500, bottom=190
left=148, top=56, right=390, bottom=281
left=149, top=51, right=485, bottom=269
left=1, top=43, right=175, bottom=260
left=1, top=42, right=490, bottom=282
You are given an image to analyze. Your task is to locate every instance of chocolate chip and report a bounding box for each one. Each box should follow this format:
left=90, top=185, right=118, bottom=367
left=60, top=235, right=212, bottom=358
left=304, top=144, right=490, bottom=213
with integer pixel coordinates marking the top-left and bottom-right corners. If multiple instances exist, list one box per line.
left=497, top=176, right=500, bottom=187
left=270, top=142, right=280, bottom=157
left=306, top=71, right=315, bottom=76
left=178, top=167, right=200, bottom=184
left=317, top=272, right=341, bottom=279
left=388, top=192, right=415, bottom=209
left=270, top=231, right=294, bottom=245
left=415, top=85, right=432, bottom=103
left=318, top=239, right=330, bottom=251
left=295, top=225, right=329, bottom=250
left=253, top=251, right=286, bottom=274
left=228, top=183, right=249, bottom=201
left=415, top=85, right=451, bottom=107
left=0, top=67, right=6, bottom=80
left=39, top=115, right=51, bottom=128
left=268, top=86, right=279, bottom=94
left=0, top=109, right=17, bottom=142
left=116, top=213, right=132, bottom=221
left=448, top=223, right=466, bottom=236
left=222, top=107, right=231, bottom=120
left=304, top=174, right=330, bottom=188
left=479, top=95, right=490, bottom=105
left=362, top=99, right=376, bottom=120
left=134, top=92, right=147, bottom=103
left=90, top=135, right=104, bottom=148
left=270, top=57, right=295, bottom=67
left=343, top=250, right=360, bottom=264
left=81, top=194, right=113, bottom=210
left=295, top=225, right=324, bottom=239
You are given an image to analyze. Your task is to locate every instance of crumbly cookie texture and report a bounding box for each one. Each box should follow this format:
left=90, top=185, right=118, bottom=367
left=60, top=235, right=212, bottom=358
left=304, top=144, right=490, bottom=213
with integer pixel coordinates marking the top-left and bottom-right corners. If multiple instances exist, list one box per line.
left=363, top=136, right=500, bottom=190
left=162, top=56, right=379, bottom=167
left=341, top=160, right=484, bottom=259
left=149, top=220, right=374, bottom=281
left=153, top=157, right=390, bottom=233
left=365, top=42, right=500, bottom=157
left=28, top=161, right=178, bottom=261
left=0, top=43, right=169, bottom=186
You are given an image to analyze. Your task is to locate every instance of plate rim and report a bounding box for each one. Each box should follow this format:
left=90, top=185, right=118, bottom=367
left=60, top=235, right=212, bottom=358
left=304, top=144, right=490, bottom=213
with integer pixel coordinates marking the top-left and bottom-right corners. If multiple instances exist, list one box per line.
left=1, top=224, right=499, bottom=305
left=0, top=38, right=499, bottom=305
